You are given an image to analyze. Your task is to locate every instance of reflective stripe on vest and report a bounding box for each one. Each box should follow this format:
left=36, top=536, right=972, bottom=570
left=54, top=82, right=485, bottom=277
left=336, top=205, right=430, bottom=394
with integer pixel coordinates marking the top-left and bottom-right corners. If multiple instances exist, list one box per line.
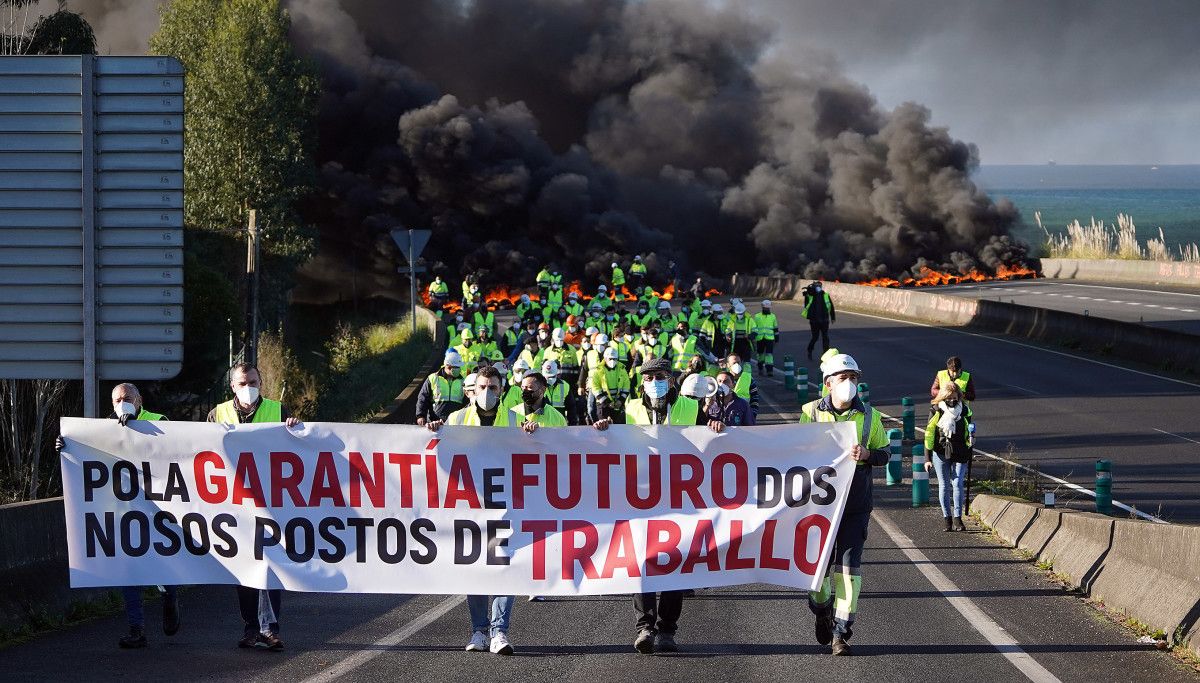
left=803, top=292, right=832, bottom=319
left=428, top=373, right=465, bottom=404
left=804, top=401, right=873, bottom=448
left=214, top=398, right=282, bottom=424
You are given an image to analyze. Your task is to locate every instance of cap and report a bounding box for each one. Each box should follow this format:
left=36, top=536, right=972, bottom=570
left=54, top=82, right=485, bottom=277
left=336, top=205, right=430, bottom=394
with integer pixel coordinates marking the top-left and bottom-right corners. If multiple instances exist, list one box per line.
left=520, top=294, right=530, bottom=303
left=639, top=357, right=672, bottom=375
left=634, top=255, right=642, bottom=261
left=443, top=350, right=463, bottom=368
left=822, top=354, right=861, bottom=380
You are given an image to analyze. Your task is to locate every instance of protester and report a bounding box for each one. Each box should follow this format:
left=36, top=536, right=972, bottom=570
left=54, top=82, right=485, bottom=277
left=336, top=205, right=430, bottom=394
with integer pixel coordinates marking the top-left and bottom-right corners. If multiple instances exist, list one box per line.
left=930, top=355, right=976, bottom=416
left=925, top=383, right=973, bottom=531
left=208, top=363, right=300, bottom=651
left=802, top=281, right=836, bottom=360
left=724, top=354, right=760, bottom=420
left=415, top=351, right=466, bottom=425
left=799, top=354, right=888, bottom=656
left=705, top=371, right=755, bottom=428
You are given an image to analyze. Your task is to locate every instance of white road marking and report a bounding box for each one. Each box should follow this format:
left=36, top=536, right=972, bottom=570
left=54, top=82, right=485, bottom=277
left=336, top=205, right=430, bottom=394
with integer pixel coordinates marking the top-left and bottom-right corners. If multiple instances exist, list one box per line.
left=300, top=595, right=464, bottom=682
left=1153, top=428, right=1200, bottom=446
left=1145, top=304, right=1160, bottom=308
left=1000, top=383, right=1042, bottom=396
left=834, top=307, right=1200, bottom=390
left=874, top=513, right=1064, bottom=683
left=1162, top=307, right=1178, bottom=311
left=1044, top=281, right=1200, bottom=299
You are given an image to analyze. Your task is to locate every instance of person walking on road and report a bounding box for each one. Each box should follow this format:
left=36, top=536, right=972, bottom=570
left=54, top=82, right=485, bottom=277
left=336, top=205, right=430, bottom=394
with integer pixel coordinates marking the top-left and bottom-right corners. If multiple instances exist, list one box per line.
left=925, top=383, right=973, bottom=531
left=802, top=282, right=835, bottom=360
left=930, top=356, right=976, bottom=415
left=799, top=354, right=889, bottom=656
left=415, top=351, right=466, bottom=425
left=208, top=363, right=300, bottom=652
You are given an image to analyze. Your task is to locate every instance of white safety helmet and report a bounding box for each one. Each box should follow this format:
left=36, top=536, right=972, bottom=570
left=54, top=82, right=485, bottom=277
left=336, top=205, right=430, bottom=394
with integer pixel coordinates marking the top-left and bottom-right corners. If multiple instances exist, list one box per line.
left=712, top=304, right=724, bottom=313
left=443, top=350, right=463, bottom=368
left=701, top=299, right=712, bottom=308
left=762, top=299, right=772, bottom=308
left=603, top=346, right=620, bottom=361
left=733, top=302, right=746, bottom=315
left=551, top=327, right=565, bottom=342
left=541, top=360, right=560, bottom=378
left=513, top=358, right=531, bottom=374
left=584, top=325, right=599, bottom=337
left=657, top=300, right=670, bottom=310
left=611, top=262, right=618, bottom=268
left=680, top=373, right=715, bottom=400
left=634, top=255, right=641, bottom=261
left=492, top=361, right=509, bottom=377
left=822, top=354, right=861, bottom=381
left=595, top=333, right=609, bottom=347
left=463, top=372, right=478, bottom=391
left=597, top=284, right=608, bottom=293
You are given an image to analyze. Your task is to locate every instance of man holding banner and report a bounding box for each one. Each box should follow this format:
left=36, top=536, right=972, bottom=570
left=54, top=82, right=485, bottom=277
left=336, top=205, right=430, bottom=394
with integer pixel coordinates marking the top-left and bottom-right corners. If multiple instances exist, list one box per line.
left=207, top=363, right=299, bottom=652
left=800, top=353, right=889, bottom=656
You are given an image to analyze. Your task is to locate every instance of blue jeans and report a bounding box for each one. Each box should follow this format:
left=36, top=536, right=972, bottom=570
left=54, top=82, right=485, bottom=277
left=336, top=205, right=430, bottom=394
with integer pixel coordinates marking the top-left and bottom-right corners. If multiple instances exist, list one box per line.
left=467, top=595, right=514, bottom=637
left=123, top=585, right=176, bottom=629
left=932, top=453, right=968, bottom=518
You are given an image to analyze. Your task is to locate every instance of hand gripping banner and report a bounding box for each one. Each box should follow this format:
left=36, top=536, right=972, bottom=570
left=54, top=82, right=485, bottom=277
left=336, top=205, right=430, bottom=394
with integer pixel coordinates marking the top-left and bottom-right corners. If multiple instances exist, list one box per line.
left=60, top=418, right=858, bottom=595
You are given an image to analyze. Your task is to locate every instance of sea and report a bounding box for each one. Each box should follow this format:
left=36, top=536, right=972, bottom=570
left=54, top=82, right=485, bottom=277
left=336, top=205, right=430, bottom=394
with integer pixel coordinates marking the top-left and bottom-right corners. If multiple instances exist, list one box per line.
left=975, top=165, right=1200, bottom=252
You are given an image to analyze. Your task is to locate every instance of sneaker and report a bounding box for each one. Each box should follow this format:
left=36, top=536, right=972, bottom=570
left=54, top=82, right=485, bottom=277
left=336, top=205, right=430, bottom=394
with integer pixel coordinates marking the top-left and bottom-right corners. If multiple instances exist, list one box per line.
left=237, top=631, right=258, bottom=649
left=954, top=516, right=967, bottom=531
left=943, top=517, right=953, bottom=532
left=162, top=594, right=181, bottom=636
left=465, top=631, right=488, bottom=652
left=814, top=609, right=833, bottom=645
left=655, top=632, right=678, bottom=653
left=118, top=627, right=147, bottom=649
left=634, top=629, right=655, bottom=655
left=257, top=631, right=284, bottom=651
left=489, top=632, right=513, bottom=655
left=832, top=636, right=851, bottom=656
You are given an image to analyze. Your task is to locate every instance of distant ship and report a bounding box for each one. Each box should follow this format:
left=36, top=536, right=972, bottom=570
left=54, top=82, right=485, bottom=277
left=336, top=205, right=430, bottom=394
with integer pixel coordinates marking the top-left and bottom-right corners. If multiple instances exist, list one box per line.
left=1151, top=165, right=1159, bottom=170
left=1047, top=160, right=1057, bottom=166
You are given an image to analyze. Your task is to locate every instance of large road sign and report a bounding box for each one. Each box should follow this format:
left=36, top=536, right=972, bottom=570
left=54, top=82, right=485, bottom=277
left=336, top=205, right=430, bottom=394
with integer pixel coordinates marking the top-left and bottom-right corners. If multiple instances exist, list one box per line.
left=0, top=56, right=184, bottom=415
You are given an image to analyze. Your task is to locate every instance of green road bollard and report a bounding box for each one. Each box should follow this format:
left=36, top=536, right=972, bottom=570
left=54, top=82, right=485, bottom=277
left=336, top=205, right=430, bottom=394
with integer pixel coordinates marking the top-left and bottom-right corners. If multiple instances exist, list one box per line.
left=796, top=367, right=809, bottom=404
left=858, top=382, right=870, bottom=405
left=886, top=428, right=902, bottom=486
left=1095, top=460, right=1112, bottom=515
left=912, top=444, right=929, bottom=506
left=902, top=396, right=915, bottom=442
left=783, top=356, right=795, bottom=390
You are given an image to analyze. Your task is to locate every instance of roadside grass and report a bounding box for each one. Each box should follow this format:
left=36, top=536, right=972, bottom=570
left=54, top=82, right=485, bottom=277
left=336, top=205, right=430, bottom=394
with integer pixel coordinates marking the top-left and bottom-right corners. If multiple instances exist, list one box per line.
left=1040, top=211, right=1200, bottom=262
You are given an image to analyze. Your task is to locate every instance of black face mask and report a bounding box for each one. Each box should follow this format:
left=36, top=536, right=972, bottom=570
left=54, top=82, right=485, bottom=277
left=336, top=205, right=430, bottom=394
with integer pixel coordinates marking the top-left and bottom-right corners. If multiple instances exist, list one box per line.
left=521, top=389, right=540, bottom=405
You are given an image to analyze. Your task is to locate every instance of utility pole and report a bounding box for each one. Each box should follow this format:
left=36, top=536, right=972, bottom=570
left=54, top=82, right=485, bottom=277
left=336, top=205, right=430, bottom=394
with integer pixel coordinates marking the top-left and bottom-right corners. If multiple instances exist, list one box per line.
left=245, top=210, right=260, bottom=366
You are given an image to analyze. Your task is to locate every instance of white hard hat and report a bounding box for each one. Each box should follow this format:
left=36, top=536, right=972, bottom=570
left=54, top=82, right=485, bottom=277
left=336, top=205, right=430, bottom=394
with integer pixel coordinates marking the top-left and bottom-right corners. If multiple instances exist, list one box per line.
left=585, top=326, right=599, bottom=336
left=712, top=304, right=724, bottom=313
left=513, top=359, right=531, bottom=372
left=595, top=334, right=609, bottom=347
left=762, top=299, right=772, bottom=307
left=657, top=300, right=670, bottom=310
left=731, top=297, right=742, bottom=305
left=443, top=350, right=463, bottom=368
left=463, top=372, right=478, bottom=389
left=493, top=361, right=509, bottom=376
left=701, top=299, right=712, bottom=307
left=634, top=255, right=641, bottom=261
left=611, top=262, right=618, bottom=268
left=603, top=346, right=619, bottom=360
left=733, top=302, right=746, bottom=315
left=680, top=373, right=715, bottom=400
left=822, top=354, right=861, bottom=380
left=598, top=284, right=608, bottom=292
left=541, top=360, right=560, bottom=377
left=551, top=327, right=565, bottom=341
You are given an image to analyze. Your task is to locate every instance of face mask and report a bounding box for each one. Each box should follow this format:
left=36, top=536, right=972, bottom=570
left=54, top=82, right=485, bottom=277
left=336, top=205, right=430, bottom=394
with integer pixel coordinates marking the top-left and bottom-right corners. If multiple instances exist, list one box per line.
left=638, top=308, right=647, bottom=314
left=676, top=329, right=687, bottom=336
left=116, top=401, right=137, bottom=417
left=815, top=285, right=822, bottom=292
left=582, top=342, right=591, bottom=350
left=643, top=379, right=670, bottom=400
left=235, top=385, right=259, bottom=405
left=455, top=315, right=464, bottom=323
left=718, top=383, right=733, bottom=396
left=476, top=389, right=499, bottom=411
left=729, top=362, right=742, bottom=376
left=546, top=375, right=558, bottom=385
left=647, top=337, right=657, bottom=347
left=447, top=367, right=461, bottom=378
left=552, top=339, right=564, bottom=348
left=832, top=378, right=858, bottom=404
left=513, top=371, right=526, bottom=383
left=521, top=389, right=540, bottom=405
left=538, top=331, right=548, bottom=340
left=462, top=339, right=473, bottom=347
left=605, top=358, right=617, bottom=369
left=607, top=314, right=615, bottom=321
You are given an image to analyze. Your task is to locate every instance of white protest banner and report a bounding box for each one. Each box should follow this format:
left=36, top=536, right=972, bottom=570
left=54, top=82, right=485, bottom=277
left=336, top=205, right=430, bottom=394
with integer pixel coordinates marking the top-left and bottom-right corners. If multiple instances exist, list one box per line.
left=60, top=418, right=858, bottom=595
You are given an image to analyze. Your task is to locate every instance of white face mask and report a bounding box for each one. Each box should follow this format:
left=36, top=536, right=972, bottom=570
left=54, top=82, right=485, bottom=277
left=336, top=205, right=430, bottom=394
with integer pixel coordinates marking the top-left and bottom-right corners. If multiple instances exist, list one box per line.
left=116, top=401, right=137, bottom=417
left=644, top=379, right=670, bottom=400
left=647, top=337, right=657, bottom=347
left=582, top=342, right=591, bottom=350
left=832, top=378, right=858, bottom=404
left=605, top=358, right=617, bottom=369
left=717, top=383, right=732, bottom=397
left=729, top=362, right=742, bottom=376
left=235, top=385, right=259, bottom=405
left=553, top=339, right=564, bottom=347
left=476, top=388, right=499, bottom=411
left=512, top=371, right=526, bottom=384
left=538, top=331, right=548, bottom=340
left=546, top=375, right=558, bottom=385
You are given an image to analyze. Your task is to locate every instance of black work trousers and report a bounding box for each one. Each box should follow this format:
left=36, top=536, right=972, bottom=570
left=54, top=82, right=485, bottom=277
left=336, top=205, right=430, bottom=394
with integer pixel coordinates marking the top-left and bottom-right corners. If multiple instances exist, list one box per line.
left=634, top=591, right=683, bottom=635
left=237, top=587, right=281, bottom=635
left=807, top=321, right=830, bottom=356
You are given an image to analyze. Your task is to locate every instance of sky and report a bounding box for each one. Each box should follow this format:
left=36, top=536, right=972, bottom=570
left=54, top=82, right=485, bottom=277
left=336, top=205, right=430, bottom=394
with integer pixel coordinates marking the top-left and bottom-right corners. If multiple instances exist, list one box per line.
left=59, top=0, right=1200, bottom=165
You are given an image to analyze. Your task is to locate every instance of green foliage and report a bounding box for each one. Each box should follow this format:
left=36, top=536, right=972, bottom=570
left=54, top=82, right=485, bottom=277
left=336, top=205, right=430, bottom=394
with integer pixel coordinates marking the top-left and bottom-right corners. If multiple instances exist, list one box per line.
left=317, top=317, right=433, bottom=423
left=256, top=330, right=320, bottom=420
left=23, top=9, right=96, bottom=55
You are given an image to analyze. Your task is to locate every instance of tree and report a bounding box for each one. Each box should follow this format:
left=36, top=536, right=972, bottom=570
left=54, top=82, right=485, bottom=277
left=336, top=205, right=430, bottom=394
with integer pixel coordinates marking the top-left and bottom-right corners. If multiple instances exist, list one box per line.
left=24, top=7, right=96, bottom=55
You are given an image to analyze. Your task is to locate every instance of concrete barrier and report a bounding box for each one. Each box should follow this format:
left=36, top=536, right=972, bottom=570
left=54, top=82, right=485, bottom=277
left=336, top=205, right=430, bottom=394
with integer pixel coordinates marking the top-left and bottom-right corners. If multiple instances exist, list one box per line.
left=368, top=306, right=445, bottom=424
left=730, top=274, right=1200, bottom=374
left=974, top=493, right=1200, bottom=656
left=1040, top=258, right=1200, bottom=289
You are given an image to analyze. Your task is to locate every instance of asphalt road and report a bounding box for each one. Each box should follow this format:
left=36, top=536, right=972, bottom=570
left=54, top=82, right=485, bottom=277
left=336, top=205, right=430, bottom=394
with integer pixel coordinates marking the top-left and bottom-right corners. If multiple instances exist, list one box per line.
left=5, top=331, right=1199, bottom=680
left=938, top=279, right=1200, bottom=334
left=766, top=297, right=1200, bottom=523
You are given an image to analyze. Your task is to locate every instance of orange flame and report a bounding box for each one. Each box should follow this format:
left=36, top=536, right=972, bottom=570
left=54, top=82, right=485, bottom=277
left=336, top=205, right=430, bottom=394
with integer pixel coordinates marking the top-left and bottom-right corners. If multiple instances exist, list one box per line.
left=704, top=287, right=722, bottom=298
left=859, top=264, right=1039, bottom=288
